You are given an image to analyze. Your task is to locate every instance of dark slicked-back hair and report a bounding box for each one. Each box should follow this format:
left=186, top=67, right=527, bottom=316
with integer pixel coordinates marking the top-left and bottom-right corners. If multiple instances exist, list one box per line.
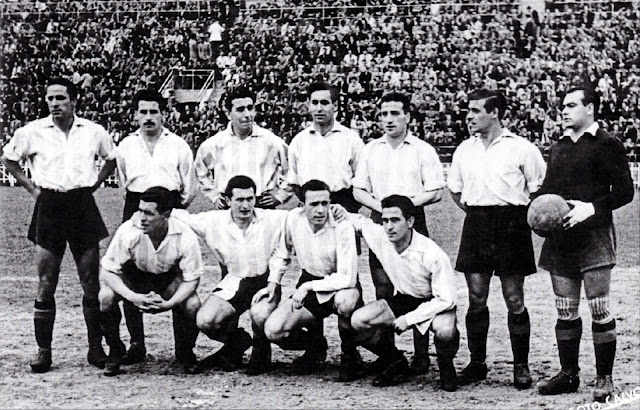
left=565, top=86, right=600, bottom=118
left=468, top=89, right=508, bottom=119
left=381, top=92, right=411, bottom=113
left=381, top=195, right=415, bottom=220
left=225, top=86, right=255, bottom=111
left=307, top=81, right=339, bottom=102
left=46, top=77, right=78, bottom=101
left=224, top=175, right=257, bottom=198
left=301, top=179, right=331, bottom=201
left=133, top=89, right=167, bottom=111
left=140, top=186, right=174, bottom=214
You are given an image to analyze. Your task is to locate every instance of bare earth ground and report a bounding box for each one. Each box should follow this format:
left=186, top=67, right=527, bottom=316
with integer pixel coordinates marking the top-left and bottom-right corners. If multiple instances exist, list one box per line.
left=0, top=186, right=638, bottom=409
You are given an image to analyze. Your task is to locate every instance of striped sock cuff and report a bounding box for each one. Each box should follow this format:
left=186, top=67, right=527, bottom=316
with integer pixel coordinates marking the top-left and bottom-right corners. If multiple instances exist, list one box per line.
left=556, top=318, right=582, bottom=340
left=592, top=319, right=616, bottom=344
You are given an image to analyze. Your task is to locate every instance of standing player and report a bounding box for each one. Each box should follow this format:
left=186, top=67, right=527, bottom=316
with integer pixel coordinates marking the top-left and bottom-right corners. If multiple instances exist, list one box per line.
left=447, top=89, right=546, bottom=389
left=353, top=91, right=445, bottom=373
left=1, top=77, right=116, bottom=372
left=110, top=89, right=198, bottom=365
left=348, top=195, right=459, bottom=391
left=535, top=87, right=633, bottom=402
left=194, top=86, right=290, bottom=210
left=286, top=81, right=364, bottom=370
left=98, top=187, right=202, bottom=376
left=261, top=180, right=363, bottom=382
left=287, top=81, right=364, bottom=212
left=171, top=176, right=287, bottom=374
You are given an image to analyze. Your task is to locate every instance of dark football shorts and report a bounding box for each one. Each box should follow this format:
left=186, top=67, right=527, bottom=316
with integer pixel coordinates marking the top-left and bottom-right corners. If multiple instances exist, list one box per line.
left=28, top=187, right=109, bottom=256
left=213, top=271, right=269, bottom=314
left=296, top=270, right=338, bottom=319
left=455, top=206, right=536, bottom=277
left=120, top=260, right=180, bottom=295
left=539, top=224, right=616, bottom=278
left=388, top=293, right=432, bottom=317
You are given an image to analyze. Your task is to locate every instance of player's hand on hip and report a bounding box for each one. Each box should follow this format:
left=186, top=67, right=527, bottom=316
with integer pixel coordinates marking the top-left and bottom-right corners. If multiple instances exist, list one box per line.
left=563, top=200, right=595, bottom=229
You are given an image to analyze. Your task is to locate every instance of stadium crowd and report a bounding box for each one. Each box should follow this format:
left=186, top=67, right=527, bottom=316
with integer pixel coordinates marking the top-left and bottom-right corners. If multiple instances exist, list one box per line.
left=1, top=0, right=639, bottom=162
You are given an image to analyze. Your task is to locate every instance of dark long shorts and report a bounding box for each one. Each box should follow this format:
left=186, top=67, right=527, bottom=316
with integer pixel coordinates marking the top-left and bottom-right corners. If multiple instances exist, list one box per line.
left=369, top=206, right=429, bottom=270
left=296, top=270, right=338, bottom=319
left=539, top=224, right=616, bottom=278
left=121, top=260, right=180, bottom=295
left=28, top=187, right=109, bottom=256
left=388, top=293, right=433, bottom=317
left=213, top=271, right=269, bottom=314
left=123, top=190, right=183, bottom=222
left=455, top=206, right=536, bottom=276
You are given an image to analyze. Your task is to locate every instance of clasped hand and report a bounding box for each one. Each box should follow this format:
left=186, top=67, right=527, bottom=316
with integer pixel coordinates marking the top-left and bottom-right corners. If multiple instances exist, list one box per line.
left=132, top=291, right=170, bottom=313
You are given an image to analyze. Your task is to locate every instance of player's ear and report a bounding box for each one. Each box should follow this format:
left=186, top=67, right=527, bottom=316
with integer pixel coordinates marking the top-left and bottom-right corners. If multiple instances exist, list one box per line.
left=407, top=215, right=415, bottom=229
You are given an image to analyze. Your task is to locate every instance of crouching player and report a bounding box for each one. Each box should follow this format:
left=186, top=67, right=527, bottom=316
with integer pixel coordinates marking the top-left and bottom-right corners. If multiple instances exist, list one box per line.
left=348, top=195, right=459, bottom=391
left=260, top=180, right=364, bottom=381
left=98, top=187, right=202, bottom=376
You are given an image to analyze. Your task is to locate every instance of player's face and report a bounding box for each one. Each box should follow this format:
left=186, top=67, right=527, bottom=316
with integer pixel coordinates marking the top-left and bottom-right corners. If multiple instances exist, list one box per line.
left=466, top=99, right=493, bottom=135
left=45, top=84, right=75, bottom=122
left=380, top=101, right=409, bottom=139
left=135, top=100, right=164, bottom=136
left=562, top=90, right=591, bottom=131
left=138, top=200, right=168, bottom=236
left=303, top=190, right=331, bottom=230
left=309, top=90, right=336, bottom=128
left=382, top=207, right=414, bottom=243
left=228, top=97, right=255, bottom=136
left=228, top=187, right=256, bottom=221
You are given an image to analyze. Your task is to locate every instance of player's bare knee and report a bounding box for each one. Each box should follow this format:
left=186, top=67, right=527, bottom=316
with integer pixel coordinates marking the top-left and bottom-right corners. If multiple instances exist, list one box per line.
left=249, top=302, right=271, bottom=329
left=504, top=294, right=525, bottom=314
left=182, top=294, right=200, bottom=318
left=196, top=308, right=219, bottom=332
left=334, top=289, right=360, bottom=317
left=350, top=308, right=370, bottom=331
left=263, top=315, right=286, bottom=342
left=467, top=290, right=488, bottom=312
left=98, top=287, right=117, bottom=311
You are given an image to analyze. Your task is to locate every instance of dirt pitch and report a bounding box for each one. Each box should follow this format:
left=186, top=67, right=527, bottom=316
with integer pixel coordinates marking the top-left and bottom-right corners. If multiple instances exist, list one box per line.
left=1, top=186, right=638, bottom=409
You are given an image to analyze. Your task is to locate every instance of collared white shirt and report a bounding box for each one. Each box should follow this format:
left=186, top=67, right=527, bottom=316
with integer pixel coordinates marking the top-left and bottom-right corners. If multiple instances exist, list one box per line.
left=447, top=129, right=547, bottom=206
left=110, top=128, right=198, bottom=206
left=268, top=208, right=358, bottom=303
left=194, top=123, right=289, bottom=203
left=2, top=115, right=113, bottom=191
left=287, top=121, right=364, bottom=192
left=563, top=121, right=599, bottom=143
left=353, top=132, right=445, bottom=200
left=101, top=215, right=204, bottom=282
left=349, top=214, right=456, bottom=334
left=172, top=207, right=287, bottom=280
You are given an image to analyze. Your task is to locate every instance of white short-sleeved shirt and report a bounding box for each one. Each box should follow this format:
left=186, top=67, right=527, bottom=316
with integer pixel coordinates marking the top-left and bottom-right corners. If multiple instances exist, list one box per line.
left=268, top=208, right=358, bottom=304
left=101, top=215, right=203, bottom=282
left=2, top=115, right=113, bottom=191
left=353, top=132, right=445, bottom=200
left=194, top=123, right=289, bottom=203
left=350, top=214, right=456, bottom=334
left=447, top=129, right=547, bottom=206
left=111, top=128, right=198, bottom=206
left=287, top=122, right=364, bottom=192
